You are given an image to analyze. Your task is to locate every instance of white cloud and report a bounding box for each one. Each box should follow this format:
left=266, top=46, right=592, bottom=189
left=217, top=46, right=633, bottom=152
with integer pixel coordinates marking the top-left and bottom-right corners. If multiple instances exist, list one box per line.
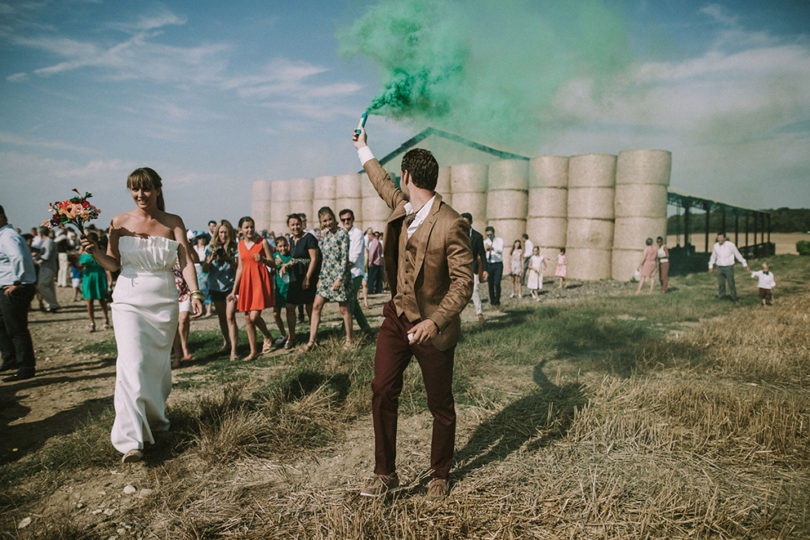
left=6, top=72, right=27, bottom=82
left=0, top=131, right=96, bottom=153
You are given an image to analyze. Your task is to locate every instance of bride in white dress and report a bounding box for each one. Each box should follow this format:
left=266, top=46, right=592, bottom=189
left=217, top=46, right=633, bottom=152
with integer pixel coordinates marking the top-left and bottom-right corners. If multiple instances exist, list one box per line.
left=81, top=167, right=202, bottom=462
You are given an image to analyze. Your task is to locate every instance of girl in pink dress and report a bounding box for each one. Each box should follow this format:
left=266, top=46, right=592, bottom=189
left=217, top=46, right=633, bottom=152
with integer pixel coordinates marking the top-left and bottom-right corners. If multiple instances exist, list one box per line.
left=555, top=248, right=567, bottom=289
left=636, top=237, right=658, bottom=294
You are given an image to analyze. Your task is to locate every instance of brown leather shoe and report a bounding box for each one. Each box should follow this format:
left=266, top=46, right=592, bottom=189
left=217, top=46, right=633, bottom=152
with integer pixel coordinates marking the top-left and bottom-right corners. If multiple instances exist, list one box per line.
left=359, top=472, right=400, bottom=497
left=425, top=478, right=449, bottom=503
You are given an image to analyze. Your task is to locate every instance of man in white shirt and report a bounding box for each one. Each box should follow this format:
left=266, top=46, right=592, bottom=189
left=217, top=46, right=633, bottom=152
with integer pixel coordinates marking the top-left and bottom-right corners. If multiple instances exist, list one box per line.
left=484, top=226, right=504, bottom=309
left=0, top=205, right=38, bottom=381
left=708, top=232, right=749, bottom=303
left=35, top=226, right=60, bottom=312
left=521, top=233, right=533, bottom=286
left=339, top=208, right=371, bottom=332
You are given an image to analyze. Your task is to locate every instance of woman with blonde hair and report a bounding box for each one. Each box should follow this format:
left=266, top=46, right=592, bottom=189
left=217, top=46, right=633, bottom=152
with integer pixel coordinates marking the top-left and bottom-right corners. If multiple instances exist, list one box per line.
left=204, top=220, right=239, bottom=360
left=80, top=167, right=202, bottom=463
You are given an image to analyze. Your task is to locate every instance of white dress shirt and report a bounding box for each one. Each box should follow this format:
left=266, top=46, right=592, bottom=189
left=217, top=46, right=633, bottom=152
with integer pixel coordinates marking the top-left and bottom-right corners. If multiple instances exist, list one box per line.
left=0, top=224, right=37, bottom=286
left=523, top=239, right=534, bottom=260
left=708, top=240, right=747, bottom=269
left=751, top=270, right=775, bottom=289
left=484, top=236, right=504, bottom=263
left=347, top=225, right=365, bottom=278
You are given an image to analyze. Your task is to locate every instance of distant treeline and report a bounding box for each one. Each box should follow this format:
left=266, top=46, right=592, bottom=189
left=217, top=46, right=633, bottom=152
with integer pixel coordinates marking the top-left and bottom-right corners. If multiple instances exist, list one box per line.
left=667, top=208, right=810, bottom=234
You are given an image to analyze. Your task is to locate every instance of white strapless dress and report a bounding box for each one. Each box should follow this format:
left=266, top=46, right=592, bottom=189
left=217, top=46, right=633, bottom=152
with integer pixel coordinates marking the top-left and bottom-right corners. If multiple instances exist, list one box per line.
left=110, top=236, right=179, bottom=454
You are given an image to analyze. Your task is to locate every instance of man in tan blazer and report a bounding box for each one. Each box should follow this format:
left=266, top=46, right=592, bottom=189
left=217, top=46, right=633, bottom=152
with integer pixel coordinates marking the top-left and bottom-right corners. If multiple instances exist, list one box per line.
left=353, top=126, right=473, bottom=502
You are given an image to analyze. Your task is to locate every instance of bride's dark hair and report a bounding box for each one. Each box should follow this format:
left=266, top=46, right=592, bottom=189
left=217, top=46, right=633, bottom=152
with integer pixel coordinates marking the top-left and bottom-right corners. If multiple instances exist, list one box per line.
left=127, top=168, right=165, bottom=211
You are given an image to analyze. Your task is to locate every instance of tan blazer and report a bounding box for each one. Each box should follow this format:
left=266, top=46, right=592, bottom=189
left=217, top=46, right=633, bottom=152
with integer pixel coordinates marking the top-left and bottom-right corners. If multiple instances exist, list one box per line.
left=363, top=158, right=473, bottom=350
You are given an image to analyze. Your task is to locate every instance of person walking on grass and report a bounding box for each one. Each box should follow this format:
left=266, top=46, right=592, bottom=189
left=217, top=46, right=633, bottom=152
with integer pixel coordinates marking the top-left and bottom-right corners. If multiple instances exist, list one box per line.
left=304, top=207, right=353, bottom=352
left=521, top=233, right=533, bottom=287
left=284, top=214, right=319, bottom=350
left=461, top=213, right=487, bottom=324
left=709, top=232, right=749, bottom=303
left=526, top=246, right=546, bottom=301
left=555, top=248, right=567, bottom=289
left=204, top=220, right=240, bottom=360
left=751, top=262, right=776, bottom=306
left=484, top=226, right=504, bottom=309
left=79, top=232, right=110, bottom=332
left=636, top=237, right=658, bottom=294
left=340, top=208, right=372, bottom=335
left=353, top=125, right=473, bottom=503
left=271, top=235, right=292, bottom=346
left=35, top=226, right=60, bottom=313
left=0, top=204, right=38, bottom=382
left=69, top=253, right=82, bottom=301
left=228, top=216, right=276, bottom=361
left=509, top=239, right=523, bottom=299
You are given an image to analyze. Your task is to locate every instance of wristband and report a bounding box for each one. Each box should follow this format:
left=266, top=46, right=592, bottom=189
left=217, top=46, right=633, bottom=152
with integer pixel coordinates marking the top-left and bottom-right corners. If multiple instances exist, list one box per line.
left=189, top=290, right=205, bottom=301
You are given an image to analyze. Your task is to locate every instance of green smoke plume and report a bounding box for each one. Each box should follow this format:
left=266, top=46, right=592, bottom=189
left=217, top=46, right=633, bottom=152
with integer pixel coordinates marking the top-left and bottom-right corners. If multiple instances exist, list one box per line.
left=339, top=0, right=632, bottom=153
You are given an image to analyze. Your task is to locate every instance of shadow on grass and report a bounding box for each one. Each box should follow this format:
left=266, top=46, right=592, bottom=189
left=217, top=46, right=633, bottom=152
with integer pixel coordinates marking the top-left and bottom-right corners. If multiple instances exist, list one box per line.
left=452, top=360, right=586, bottom=481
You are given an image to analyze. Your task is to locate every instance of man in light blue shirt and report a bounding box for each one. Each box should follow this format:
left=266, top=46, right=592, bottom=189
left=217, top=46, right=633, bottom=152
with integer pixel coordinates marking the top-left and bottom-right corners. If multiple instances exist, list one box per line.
left=0, top=205, right=38, bottom=381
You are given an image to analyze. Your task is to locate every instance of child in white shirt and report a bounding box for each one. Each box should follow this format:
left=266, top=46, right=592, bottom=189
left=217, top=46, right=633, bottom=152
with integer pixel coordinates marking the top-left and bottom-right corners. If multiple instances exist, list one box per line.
left=750, top=262, right=776, bottom=305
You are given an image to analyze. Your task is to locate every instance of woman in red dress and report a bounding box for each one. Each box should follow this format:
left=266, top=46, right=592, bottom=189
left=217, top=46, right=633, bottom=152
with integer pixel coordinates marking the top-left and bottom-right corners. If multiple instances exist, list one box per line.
left=228, top=216, right=275, bottom=360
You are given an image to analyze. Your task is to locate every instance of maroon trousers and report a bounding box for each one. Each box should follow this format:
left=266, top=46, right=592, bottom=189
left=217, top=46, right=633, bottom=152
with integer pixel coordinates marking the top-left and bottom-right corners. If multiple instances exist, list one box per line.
left=372, top=300, right=456, bottom=479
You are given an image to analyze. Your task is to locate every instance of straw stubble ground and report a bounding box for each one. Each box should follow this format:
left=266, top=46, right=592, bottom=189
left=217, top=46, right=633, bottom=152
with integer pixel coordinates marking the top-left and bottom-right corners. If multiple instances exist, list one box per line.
left=1, top=255, right=809, bottom=538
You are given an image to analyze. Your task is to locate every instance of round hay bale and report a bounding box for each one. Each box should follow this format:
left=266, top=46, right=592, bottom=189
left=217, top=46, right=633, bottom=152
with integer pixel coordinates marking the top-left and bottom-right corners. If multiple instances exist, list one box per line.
left=612, top=217, right=667, bottom=250
left=614, top=184, right=668, bottom=218
left=568, top=153, right=616, bottom=188
left=451, top=192, right=487, bottom=227
left=361, top=196, right=390, bottom=222
left=359, top=172, right=376, bottom=198
left=616, top=149, right=671, bottom=186
left=269, top=200, right=290, bottom=225
left=313, top=175, right=337, bottom=199
left=252, top=180, right=271, bottom=201
left=528, top=188, right=567, bottom=218
left=567, top=187, right=615, bottom=219
left=450, top=163, right=488, bottom=193
left=312, top=198, right=335, bottom=223
left=271, top=179, right=290, bottom=201
left=488, top=159, right=529, bottom=190
left=565, top=248, right=612, bottom=281
left=611, top=248, right=643, bottom=281
left=334, top=198, right=361, bottom=219
left=436, top=166, right=451, bottom=195
left=529, top=155, right=569, bottom=188
left=335, top=174, right=361, bottom=199
left=527, top=217, right=567, bottom=248
left=252, top=202, right=269, bottom=231
left=566, top=218, right=614, bottom=250
left=486, top=189, right=528, bottom=220
left=486, top=218, right=526, bottom=247
left=289, top=177, right=313, bottom=202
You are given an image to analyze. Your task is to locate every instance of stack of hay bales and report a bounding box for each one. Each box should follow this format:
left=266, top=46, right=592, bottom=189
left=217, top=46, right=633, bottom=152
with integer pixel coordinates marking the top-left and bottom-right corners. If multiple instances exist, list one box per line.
left=334, top=173, right=362, bottom=224
left=288, top=177, right=313, bottom=224
left=269, top=179, right=291, bottom=236
left=486, top=160, right=528, bottom=271
left=612, top=150, right=671, bottom=280
left=312, top=175, right=337, bottom=227
left=251, top=180, right=272, bottom=233
left=527, top=156, right=568, bottom=275
left=360, top=171, right=390, bottom=233
left=566, top=154, right=616, bottom=280
left=450, top=163, right=488, bottom=229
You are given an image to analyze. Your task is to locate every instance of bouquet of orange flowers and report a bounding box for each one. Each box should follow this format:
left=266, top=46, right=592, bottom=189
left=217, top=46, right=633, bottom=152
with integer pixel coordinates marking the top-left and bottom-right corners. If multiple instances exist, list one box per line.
left=43, top=189, right=101, bottom=235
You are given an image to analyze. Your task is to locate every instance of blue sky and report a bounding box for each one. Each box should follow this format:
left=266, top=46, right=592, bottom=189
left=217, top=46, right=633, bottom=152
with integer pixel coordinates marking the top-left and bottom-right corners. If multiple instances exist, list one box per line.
left=1, top=0, right=808, bottom=231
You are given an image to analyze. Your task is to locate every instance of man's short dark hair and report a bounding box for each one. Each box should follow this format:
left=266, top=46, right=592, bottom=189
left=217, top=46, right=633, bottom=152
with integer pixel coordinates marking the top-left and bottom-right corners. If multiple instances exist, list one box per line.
left=208, top=220, right=216, bottom=226
left=460, top=212, right=472, bottom=223
left=522, top=233, right=528, bottom=239
left=339, top=209, right=354, bottom=220
left=401, top=148, right=438, bottom=191
left=0, top=205, right=5, bottom=216
left=485, top=226, right=495, bottom=234
left=39, top=226, right=49, bottom=235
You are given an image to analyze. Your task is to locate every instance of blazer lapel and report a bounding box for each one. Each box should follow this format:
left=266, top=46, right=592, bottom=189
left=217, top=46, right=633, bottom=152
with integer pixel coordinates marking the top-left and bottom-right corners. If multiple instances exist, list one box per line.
left=410, top=194, right=443, bottom=274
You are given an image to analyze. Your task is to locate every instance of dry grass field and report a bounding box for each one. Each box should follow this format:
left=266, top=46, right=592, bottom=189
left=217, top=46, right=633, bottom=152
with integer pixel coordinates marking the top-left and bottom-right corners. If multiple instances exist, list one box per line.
left=1, top=254, right=808, bottom=538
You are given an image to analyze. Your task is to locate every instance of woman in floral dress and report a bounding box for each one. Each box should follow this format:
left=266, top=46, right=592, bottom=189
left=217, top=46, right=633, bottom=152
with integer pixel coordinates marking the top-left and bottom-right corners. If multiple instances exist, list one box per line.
left=305, top=206, right=352, bottom=351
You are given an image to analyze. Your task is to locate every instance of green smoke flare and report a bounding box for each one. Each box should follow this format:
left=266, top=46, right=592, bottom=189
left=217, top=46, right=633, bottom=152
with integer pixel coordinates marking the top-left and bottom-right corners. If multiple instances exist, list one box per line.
left=339, top=0, right=632, bottom=153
